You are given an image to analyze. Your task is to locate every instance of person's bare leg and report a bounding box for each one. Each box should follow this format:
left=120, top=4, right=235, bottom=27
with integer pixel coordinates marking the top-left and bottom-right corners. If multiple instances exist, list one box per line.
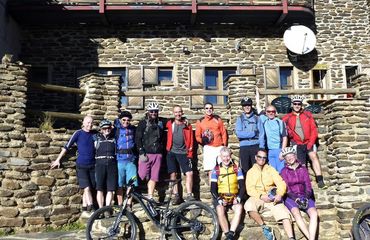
left=97, top=190, right=104, bottom=208
left=308, top=151, right=322, bottom=176
left=291, top=208, right=309, bottom=238
left=84, top=187, right=93, bottom=207
left=282, top=218, right=294, bottom=238
left=216, top=205, right=229, bottom=233
left=185, top=171, right=193, bottom=194
left=307, top=208, right=318, bottom=240
left=230, top=204, right=243, bottom=232
left=170, top=172, right=178, bottom=195
left=148, top=180, right=156, bottom=198
left=248, top=211, right=264, bottom=225
left=106, top=191, right=114, bottom=206
left=117, top=188, right=124, bottom=205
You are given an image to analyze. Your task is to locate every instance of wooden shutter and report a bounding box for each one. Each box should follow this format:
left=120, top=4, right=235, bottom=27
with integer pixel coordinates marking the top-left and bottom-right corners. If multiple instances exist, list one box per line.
left=126, top=67, right=143, bottom=109
left=189, top=66, right=205, bottom=108
left=143, top=66, right=158, bottom=85
left=238, top=65, right=256, bottom=75
left=263, top=66, right=279, bottom=104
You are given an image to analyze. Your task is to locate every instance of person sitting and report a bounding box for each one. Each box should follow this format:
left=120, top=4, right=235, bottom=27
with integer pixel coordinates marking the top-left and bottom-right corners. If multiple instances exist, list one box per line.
left=245, top=150, right=295, bottom=240
left=210, top=147, right=244, bottom=240
left=280, top=146, right=318, bottom=240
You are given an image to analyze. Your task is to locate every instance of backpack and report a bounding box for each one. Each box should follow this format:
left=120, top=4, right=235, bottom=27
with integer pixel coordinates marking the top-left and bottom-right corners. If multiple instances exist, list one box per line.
left=214, top=162, right=239, bottom=178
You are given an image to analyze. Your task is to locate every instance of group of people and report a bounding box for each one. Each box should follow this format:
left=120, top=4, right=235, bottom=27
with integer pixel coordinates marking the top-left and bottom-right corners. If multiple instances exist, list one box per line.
left=50, top=91, right=326, bottom=240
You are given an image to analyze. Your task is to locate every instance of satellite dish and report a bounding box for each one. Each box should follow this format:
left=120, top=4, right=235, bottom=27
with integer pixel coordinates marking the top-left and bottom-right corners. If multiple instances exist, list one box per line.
left=283, top=25, right=316, bottom=55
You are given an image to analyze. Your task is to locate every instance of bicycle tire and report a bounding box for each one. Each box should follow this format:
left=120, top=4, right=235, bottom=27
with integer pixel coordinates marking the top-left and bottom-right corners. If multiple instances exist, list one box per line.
left=171, top=201, right=220, bottom=240
left=86, top=205, right=137, bottom=240
left=352, top=203, right=370, bottom=240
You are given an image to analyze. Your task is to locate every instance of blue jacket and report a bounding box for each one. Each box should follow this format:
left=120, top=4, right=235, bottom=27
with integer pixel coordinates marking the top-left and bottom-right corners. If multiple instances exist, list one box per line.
left=259, top=115, right=287, bottom=150
left=235, top=112, right=265, bottom=149
left=114, top=119, right=136, bottom=162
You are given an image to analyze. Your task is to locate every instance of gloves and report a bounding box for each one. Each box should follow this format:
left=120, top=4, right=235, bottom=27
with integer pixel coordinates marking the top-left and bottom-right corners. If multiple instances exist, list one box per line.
left=202, top=136, right=210, bottom=145
left=217, top=197, right=224, bottom=206
left=295, top=197, right=308, bottom=210
left=139, top=154, right=148, bottom=162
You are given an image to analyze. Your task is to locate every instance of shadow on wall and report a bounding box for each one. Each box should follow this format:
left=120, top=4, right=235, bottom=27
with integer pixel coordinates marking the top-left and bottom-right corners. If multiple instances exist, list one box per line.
left=287, top=49, right=319, bottom=72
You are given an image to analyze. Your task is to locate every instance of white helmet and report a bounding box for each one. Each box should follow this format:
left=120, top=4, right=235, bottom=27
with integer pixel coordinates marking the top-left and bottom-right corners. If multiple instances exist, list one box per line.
left=281, top=146, right=297, bottom=158
left=291, top=95, right=305, bottom=103
left=146, top=102, right=160, bottom=111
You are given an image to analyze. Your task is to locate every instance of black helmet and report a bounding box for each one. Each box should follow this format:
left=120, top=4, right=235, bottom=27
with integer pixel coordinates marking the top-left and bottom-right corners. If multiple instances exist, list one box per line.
left=99, top=119, right=112, bottom=129
left=119, top=110, right=132, bottom=119
left=241, top=97, right=253, bottom=106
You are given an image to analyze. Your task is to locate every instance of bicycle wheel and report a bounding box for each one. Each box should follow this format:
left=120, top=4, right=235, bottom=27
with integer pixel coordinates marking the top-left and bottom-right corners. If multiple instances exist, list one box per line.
left=352, top=203, right=370, bottom=240
left=171, top=201, right=219, bottom=240
left=86, top=205, right=137, bottom=240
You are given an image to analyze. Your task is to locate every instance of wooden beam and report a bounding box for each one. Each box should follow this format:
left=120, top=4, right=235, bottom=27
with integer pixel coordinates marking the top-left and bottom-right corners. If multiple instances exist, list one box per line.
left=260, top=88, right=357, bottom=95
left=27, top=110, right=84, bottom=120
left=124, top=90, right=228, bottom=97
left=29, top=82, right=86, bottom=95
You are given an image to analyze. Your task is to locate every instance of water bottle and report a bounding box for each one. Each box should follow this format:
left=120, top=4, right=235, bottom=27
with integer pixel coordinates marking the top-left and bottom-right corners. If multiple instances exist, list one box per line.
left=147, top=201, right=158, bottom=217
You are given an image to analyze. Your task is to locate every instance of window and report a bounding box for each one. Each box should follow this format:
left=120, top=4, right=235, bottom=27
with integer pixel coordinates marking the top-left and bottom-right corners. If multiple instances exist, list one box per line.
left=158, top=67, right=173, bottom=82
left=189, top=67, right=236, bottom=108
left=30, top=66, right=50, bottom=83
left=311, top=69, right=327, bottom=99
left=345, top=65, right=358, bottom=88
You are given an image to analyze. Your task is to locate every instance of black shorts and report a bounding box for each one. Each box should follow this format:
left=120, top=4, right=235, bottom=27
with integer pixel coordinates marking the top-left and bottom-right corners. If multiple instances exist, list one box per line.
left=295, top=144, right=308, bottom=165
left=166, top=152, right=192, bottom=174
left=76, top=164, right=96, bottom=189
left=239, top=144, right=259, bottom=174
left=95, top=160, right=118, bottom=191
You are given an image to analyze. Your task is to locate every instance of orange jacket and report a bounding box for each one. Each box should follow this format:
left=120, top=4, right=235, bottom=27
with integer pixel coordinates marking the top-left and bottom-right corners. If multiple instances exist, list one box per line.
left=195, top=115, right=227, bottom=147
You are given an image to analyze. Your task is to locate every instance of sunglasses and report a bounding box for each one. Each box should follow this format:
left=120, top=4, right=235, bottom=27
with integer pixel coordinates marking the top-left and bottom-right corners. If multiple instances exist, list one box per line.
left=121, top=118, right=131, bottom=122
left=149, top=110, right=158, bottom=113
left=205, top=107, right=213, bottom=110
left=266, top=110, right=276, bottom=113
left=256, top=155, right=267, bottom=160
left=293, top=102, right=302, bottom=106
left=101, top=127, right=111, bottom=130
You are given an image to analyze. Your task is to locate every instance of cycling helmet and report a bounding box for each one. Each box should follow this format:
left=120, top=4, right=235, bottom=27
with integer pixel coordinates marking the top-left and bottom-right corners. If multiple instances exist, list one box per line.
left=146, top=102, right=160, bottom=111
left=291, top=95, right=305, bottom=103
left=281, top=146, right=297, bottom=157
left=119, top=110, right=132, bottom=119
left=99, top=119, right=112, bottom=129
left=241, top=97, right=253, bottom=106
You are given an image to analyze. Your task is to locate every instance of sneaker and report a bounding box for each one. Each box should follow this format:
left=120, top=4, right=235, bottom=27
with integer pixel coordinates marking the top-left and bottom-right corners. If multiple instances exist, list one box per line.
left=226, top=231, right=235, bottom=240
left=184, top=193, right=195, bottom=202
left=261, top=225, right=275, bottom=240
left=172, top=194, right=182, bottom=205
left=318, top=181, right=328, bottom=189
left=81, top=211, right=92, bottom=219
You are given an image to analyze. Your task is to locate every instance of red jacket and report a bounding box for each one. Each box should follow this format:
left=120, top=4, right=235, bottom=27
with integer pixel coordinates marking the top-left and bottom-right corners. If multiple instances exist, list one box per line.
left=166, top=119, right=194, bottom=158
left=282, top=111, right=318, bottom=150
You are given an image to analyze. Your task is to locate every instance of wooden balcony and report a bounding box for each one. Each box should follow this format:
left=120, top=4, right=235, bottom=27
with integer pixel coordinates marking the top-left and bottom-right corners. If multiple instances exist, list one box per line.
left=7, top=0, right=314, bottom=26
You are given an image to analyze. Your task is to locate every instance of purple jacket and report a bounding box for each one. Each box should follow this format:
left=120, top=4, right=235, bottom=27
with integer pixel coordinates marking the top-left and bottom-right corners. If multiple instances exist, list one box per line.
left=280, top=164, right=313, bottom=199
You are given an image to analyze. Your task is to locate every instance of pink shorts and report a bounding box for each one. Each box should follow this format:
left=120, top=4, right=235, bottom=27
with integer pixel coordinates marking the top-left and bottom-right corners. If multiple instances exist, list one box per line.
left=138, top=154, right=162, bottom=182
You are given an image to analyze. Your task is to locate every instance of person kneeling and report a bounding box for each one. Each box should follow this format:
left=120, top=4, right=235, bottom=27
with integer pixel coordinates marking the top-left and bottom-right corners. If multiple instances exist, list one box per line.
left=211, top=147, right=244, bottom=240
left=281, top=146, right=318, bottom=240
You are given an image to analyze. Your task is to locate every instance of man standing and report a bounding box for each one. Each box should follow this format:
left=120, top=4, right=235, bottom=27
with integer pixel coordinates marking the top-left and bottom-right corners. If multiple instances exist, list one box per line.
left=235, top=97, right=265, bottom=174
left=211, top=147, right=244, bottom=240
left=256, top=100, right=288, bottom=173
left=166, top=105, right=195, bottom=204
left=195, top=102, right=228, bottom=180
left=51, top=115, right=96, bottom=214
left=135, top=102, right=166, bottom=200
left=282, top=95, right=326, bottom=189
left=245, top=150, right=295, bottom=240
left=114, top=111, right=137, bottom=207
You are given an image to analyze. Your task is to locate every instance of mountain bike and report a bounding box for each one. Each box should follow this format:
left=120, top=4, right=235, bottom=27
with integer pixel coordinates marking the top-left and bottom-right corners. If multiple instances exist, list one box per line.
left=86, top=177, right=219, bottom=240
left=352, top=203, right=370, bottom=240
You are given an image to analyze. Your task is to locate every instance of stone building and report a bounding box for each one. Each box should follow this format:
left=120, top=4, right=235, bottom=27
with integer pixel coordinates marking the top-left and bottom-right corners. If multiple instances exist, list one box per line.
left=0, top=0, right=369, bottom=239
